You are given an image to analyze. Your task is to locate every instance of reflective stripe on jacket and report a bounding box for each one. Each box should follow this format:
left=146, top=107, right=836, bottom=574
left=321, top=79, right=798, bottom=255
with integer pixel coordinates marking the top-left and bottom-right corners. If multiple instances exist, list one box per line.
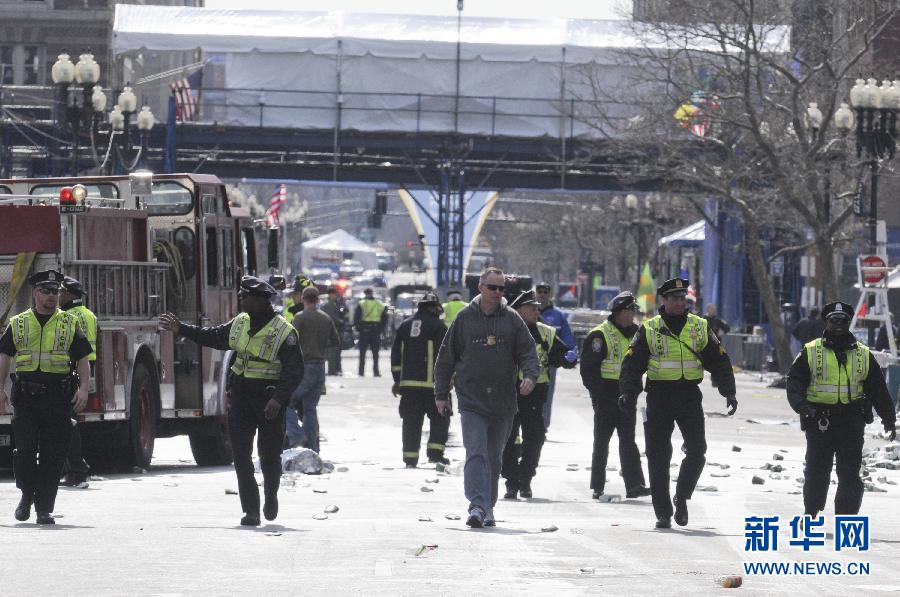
left=645, top=313, right=709, bottom=381
left=804, top=338, right=870, bottom=404
left=228, top=312, right=294, bottom=380
left=67, top=304, right=97, bottom=361
left=11, top=309, right=77, bottom=373
left=595, top=320, right=630, bottom=380
left=519, top=321, right=555, bottom=384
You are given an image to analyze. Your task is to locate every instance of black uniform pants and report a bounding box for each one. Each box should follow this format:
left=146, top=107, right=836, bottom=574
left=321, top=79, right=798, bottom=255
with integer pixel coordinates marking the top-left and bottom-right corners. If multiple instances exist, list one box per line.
left=399, top=389, right=449, bottom=464
left=803, top=411, right=865, bottom=516
left=501, top=384, right=548, bottom=486
left=590, top=392, right=646, bottom=493
left=357, top=328, right=381, bottom=376
left=228, top=384, right=285, bottom=517
left=63, top=416, right=90, bottom=483
left=11, top=387, right=73, bottom=513
left=644, top=387, right=707, bottom=520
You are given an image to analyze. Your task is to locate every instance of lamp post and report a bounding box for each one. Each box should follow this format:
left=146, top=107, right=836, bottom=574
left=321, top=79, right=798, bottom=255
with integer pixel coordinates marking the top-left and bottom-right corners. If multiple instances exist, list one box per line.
left=847, top=77, right=899, bottom=254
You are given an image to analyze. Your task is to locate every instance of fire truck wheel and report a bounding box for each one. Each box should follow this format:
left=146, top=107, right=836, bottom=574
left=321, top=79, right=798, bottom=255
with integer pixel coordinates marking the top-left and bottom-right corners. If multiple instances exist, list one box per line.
left=128, top=363, right=159, bottom=470
left=189, top=422, right=233, bottom=466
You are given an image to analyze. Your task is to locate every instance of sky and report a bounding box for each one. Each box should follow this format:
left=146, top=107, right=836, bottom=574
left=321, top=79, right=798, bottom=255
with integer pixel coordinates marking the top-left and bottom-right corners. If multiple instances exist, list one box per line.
left=204, top=0, right=632, bottom=20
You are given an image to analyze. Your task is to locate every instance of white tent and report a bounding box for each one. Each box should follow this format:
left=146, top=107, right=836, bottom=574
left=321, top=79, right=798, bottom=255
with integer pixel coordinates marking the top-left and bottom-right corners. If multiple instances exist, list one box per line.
left=300, top=229, right=377, bottom=270
left=657, top=220, right=705, bottom=247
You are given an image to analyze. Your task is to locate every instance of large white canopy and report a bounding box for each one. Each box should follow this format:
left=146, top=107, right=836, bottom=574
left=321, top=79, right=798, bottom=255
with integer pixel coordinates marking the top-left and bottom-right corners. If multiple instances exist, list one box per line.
left=300, top=229, right=377, bottom=270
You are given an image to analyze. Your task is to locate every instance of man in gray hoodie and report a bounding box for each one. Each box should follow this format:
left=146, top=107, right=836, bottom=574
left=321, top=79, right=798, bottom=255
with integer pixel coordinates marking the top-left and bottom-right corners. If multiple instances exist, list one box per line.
left=434, top=268, right=540, bottom=528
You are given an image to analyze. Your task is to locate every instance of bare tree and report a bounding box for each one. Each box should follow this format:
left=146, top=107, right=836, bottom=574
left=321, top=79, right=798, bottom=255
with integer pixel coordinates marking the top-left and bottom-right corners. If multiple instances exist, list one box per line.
left=575, top=0, right=899, bottom=371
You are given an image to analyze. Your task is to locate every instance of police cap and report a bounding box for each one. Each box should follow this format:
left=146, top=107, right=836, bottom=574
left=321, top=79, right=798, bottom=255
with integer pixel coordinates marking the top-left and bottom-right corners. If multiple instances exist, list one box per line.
left=657, top=277, right=690, bottom=297
left=239, top=275, right=277, bottom=299
left=821, top=301, right=854, bottom=321
left=62, top=275, right=84, bottom=297
left=28, top=269, right=64, bottom=288
left=535, top=282, right=552, bottom=292
left=608, top=291, right=637, bottom=312
left=268, top=274, right=286, bottom=291
left=509, top=289, right=541, bottom=310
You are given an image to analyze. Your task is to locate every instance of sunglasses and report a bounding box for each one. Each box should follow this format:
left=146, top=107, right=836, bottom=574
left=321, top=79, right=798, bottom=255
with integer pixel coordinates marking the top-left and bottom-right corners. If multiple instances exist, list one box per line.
left=37, top=287, right=59, bottom=295
left=536, top=288, right=551, bottom=294
left=483, top=284, right=505, bottom=292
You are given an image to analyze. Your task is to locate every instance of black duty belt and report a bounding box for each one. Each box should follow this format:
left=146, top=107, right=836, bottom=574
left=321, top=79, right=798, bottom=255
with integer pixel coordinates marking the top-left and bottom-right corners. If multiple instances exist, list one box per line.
left=15, top=380, right=69, bottom=396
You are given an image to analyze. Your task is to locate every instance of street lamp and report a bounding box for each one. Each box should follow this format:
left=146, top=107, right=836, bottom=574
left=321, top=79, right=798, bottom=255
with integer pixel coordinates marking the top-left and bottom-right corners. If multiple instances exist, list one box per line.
left=847, top=77, right=900, bottom=253
left=52, top=51, right=103, bottom=175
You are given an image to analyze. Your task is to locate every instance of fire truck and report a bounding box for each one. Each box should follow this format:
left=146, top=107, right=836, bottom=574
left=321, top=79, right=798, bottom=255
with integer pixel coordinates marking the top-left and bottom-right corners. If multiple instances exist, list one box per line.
left=0, top=173, right=259, bottom=470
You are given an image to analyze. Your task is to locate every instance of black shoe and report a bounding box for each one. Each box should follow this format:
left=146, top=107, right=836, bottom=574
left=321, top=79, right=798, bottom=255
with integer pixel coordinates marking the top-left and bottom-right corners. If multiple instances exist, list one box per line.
left=428, top=456, right=450, bottom=465
left=240, top=513, right=261, bottom=526
left=626, top=486, right=652, bottom=499
left=466, top=508, right=485, bottom=528
left=592, top=491, right=603, bottom=500
left=263, top=497, right=278, bottom=521
left=655, top=517, right=672, bottom=529
left=405, top=462, right=418, bottom=469
left=519, top=483, right=532, bottom=499
left=503, top=483, right=518, bottom=500
left=673, top=496, right=689, bottom=526
left=14, top=496, right=32, bottom=522
left=374, top=372, right=381, bottom=377
left=35, top=512, right=55, bottom=525
left=484, top=517, right=496, bottom=527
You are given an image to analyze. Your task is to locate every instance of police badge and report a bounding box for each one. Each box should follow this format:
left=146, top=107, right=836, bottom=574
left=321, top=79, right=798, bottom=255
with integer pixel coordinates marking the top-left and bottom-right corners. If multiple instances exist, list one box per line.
left=592, top=337, right=603, bottom=352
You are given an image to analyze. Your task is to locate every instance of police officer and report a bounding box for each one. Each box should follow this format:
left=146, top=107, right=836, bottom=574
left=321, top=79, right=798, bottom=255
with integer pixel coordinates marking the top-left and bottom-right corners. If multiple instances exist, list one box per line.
left=284, top=275, right=314, bottom=318
left=390, top=292, right=449, bottom=467
left=354, top=287, right=387, bottom=377
left=59, top=275, right=96, bottom=488
left=442, top=290, right=467, bottom=326
left=0, top=269, right=92, bottom=524
left=501, top=289, right=575, bottom=499
left=619, top=278, right=737, bottom=529
left=159, top=276, right=303, bottom=526
left=580, top=291, right=650, bottom=500
left=786, top=301, right=897, bottom=518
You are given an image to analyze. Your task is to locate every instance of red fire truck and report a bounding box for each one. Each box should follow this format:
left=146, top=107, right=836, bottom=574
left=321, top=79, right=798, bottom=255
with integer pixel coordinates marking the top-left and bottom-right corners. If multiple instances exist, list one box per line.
left=0, top=173, right=258, bottom=470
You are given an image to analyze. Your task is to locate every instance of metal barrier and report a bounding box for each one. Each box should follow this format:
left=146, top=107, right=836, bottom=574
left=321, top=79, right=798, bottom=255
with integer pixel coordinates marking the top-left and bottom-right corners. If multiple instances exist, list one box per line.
left=64, top=260, right=169, bottom=320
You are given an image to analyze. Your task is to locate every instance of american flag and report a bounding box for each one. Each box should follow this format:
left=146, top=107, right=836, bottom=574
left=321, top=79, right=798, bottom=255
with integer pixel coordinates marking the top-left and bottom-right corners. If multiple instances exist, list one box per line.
left=265, top=184, right=287, bottom=227
left=169, top=69, right=202, bottom=122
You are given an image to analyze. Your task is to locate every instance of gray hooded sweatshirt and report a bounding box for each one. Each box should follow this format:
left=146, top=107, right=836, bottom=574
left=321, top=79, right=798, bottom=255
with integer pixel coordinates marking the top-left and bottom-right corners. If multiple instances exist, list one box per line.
left=434, top=295, right=540, bottom=417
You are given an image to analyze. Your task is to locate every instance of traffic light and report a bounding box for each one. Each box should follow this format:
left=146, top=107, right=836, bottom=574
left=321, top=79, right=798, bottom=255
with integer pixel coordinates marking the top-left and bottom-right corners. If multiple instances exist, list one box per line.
left=374, top=190, right=388, bottom=215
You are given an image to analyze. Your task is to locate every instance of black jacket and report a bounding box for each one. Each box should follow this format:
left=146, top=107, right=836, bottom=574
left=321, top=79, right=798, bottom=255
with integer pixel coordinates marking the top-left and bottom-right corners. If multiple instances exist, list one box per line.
left=179, top=307, right=304, bottom=407
left=391, top=310, right=447, bottom=388
left=620, top=309, right=736, bottom=398
left=580, top=317, right=637, bottom=399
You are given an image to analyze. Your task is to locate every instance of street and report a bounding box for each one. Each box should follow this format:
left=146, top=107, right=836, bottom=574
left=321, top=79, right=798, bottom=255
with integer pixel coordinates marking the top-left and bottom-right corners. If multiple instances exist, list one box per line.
left=1, top=352, right=898, bottom=596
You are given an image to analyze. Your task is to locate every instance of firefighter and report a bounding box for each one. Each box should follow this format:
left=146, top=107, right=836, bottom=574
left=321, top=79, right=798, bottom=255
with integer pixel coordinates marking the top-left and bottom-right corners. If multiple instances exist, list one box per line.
left=354, top=287, right=387, bottom=377
left=390, top=292, right=449, bottom=467
left=619, top=278, right=737, bottom=529
left=501, top=289, right=575, bottom=499
left=442, top=290, right=467, bottom=326
left=159, top=276, right=303, bottom=526
left=59, top=275, right=95, bottom=488
left=580, top=291, right=650, bottom=500
left=786, top=301, right=896, bottom=518
left=0, top=269, right=92, bottom=525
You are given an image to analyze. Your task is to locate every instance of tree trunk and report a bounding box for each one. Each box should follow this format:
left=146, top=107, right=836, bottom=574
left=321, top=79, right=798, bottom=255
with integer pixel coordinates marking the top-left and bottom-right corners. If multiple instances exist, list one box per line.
left=814, top=235, right=839, bottom=302
left=741, top=209, right=794, bottom=374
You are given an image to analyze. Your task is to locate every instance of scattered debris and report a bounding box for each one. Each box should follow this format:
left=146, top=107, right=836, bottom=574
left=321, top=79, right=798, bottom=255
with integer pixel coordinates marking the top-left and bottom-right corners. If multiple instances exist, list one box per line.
left=762, top=463, right=784, bottom=473
left=415, top=544, right=438, bottom=557
left=752, top=476, right=765, bottom=485
left=324, top=505, right=340, bottom=513
left=162, top=482, right=178, bottom=487
left=769, top=474, right=784, bottom=480
left=445, top=514, right=461, bottom=520
left=132, top=466, right=147, bottom=474
left=772, top=453, right=784, bottom=461
left=580, top=567, right=595, bottom=574
left=265, top=532, right=283, bottom=537
left=425, top=478, right=440, bottom=484
left=696, top=485, right=718, bottom=492
left=225, top=489, right=238, bottom=495
left=312, top=514, right=329, bottom=520
left=541, top=525, right=559, bottom=533
left=716, top=574, right=743, bottom=588
left=336, top=466, right=350, bottom=473
left=710, top=472, right=731, bottom=478
left=597, top=494, right=621, bottom=503
left=313, top=488, right=328, bottom=494
left=864, top=482, right=887, bottom=493
left=421, top=486, right=434, bottom=493
left=605, top=465, right=617, bottom=471
left=418, top=516, right=432, bottom=522
left=275, top=448, right=334, bottom=475
left=566, top=466, right=579, bottom=472
left=732, top=445, right=742, bottom=452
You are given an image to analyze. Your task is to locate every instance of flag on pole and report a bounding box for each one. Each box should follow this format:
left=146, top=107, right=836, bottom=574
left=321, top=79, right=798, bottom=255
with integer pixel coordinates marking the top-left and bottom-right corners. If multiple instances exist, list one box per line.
left=636, top=262, right=657, bottom=314
left=265, top=184, right=287, bottom=227
left=169, top=69, right=203, bottom=122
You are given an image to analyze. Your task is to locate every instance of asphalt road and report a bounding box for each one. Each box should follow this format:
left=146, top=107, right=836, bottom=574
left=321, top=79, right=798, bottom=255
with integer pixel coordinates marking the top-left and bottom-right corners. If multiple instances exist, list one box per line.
left=1, top=352, right=898, bottom=596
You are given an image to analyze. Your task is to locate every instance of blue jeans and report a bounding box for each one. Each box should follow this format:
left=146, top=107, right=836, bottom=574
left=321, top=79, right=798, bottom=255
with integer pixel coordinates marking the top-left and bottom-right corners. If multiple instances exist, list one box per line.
left=460, top=409, right=514, bottom=515
left=286, top=362, right=326, bottom=452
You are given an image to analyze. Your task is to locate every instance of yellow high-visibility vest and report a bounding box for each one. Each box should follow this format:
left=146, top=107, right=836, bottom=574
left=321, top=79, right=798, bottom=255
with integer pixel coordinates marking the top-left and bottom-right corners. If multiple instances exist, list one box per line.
left=68, top=304, right=97, bottom=361
left=519, top=321, right=555, bottom=385
left=442, top=300, right=466, bottom=325
left=10, top=309, right=77, bottom=374
left=228, top=313, right=295, bottom=380
left=360, top=298, right=385, bottom=323
left=594, top=320, right=631, bottom=380
left=804, top=338, right=870, bottom=405
left=645, top=313, right=709, bottom=381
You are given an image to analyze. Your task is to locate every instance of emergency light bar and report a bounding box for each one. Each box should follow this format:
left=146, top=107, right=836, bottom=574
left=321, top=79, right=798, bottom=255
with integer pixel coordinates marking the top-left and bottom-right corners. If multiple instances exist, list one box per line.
left=59, top=184, right=88, bottom=213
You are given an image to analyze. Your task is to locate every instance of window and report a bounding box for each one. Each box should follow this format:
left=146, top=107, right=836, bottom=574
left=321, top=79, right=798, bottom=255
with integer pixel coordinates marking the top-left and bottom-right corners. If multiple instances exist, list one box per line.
left=242, top=227, right=257, bottom=277
left=206, top=227, right=218, bottom=286
left=31, top=183, right=119, bottom=200
left=0, top=186, right=11, bottom=195
left=0, top=47, right=13, bottom=85
left=22, top=46, right=39, bottom=85
left=221, top=229, right=234, bottom=288
left=201, top=193, right=217, bottom=215
left=147, top=181, right=193, bottom=215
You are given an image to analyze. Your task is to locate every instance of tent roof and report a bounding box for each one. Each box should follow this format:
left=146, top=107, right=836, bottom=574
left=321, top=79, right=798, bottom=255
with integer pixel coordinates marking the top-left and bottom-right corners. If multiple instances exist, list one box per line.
left=301, top=229, right=375, bottom=253
left=658, top=220, right=705, bottom=248
left=113, top=5, right=790, bottom=62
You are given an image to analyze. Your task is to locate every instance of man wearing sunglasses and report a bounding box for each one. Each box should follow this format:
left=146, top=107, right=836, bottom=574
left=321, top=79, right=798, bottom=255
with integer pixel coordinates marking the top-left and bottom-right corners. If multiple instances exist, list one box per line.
left=434, top=267, right=540, bottom=528
left=0, top=269, right=92, bottom=525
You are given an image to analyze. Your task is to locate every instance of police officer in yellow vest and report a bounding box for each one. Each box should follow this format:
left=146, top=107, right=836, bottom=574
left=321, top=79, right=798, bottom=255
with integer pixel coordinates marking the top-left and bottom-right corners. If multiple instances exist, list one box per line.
left=390, top=292, right=449, bottom=467
left=0, top=269, right=92, bottom=525
left=59, top=275, right=95, bottom=488
left=442, top=290, right=467, bottom=326
left=159, top=276, right=303, bottom=526
left=619, top=278, right=737, bottom=529
left=786, top=301, right=896, bottom=518
left=501, top=289, right=575, bottom=499
left=580, top=291, right=650, bottom=500
left=354, top=287, right=387, bottom=377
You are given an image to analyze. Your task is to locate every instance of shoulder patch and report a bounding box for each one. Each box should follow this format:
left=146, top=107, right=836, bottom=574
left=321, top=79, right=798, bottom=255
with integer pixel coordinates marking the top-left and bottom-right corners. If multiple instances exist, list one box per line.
left=591, top=337, right=603, bottom=352
left=285, top=333, right=298, bottom=346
